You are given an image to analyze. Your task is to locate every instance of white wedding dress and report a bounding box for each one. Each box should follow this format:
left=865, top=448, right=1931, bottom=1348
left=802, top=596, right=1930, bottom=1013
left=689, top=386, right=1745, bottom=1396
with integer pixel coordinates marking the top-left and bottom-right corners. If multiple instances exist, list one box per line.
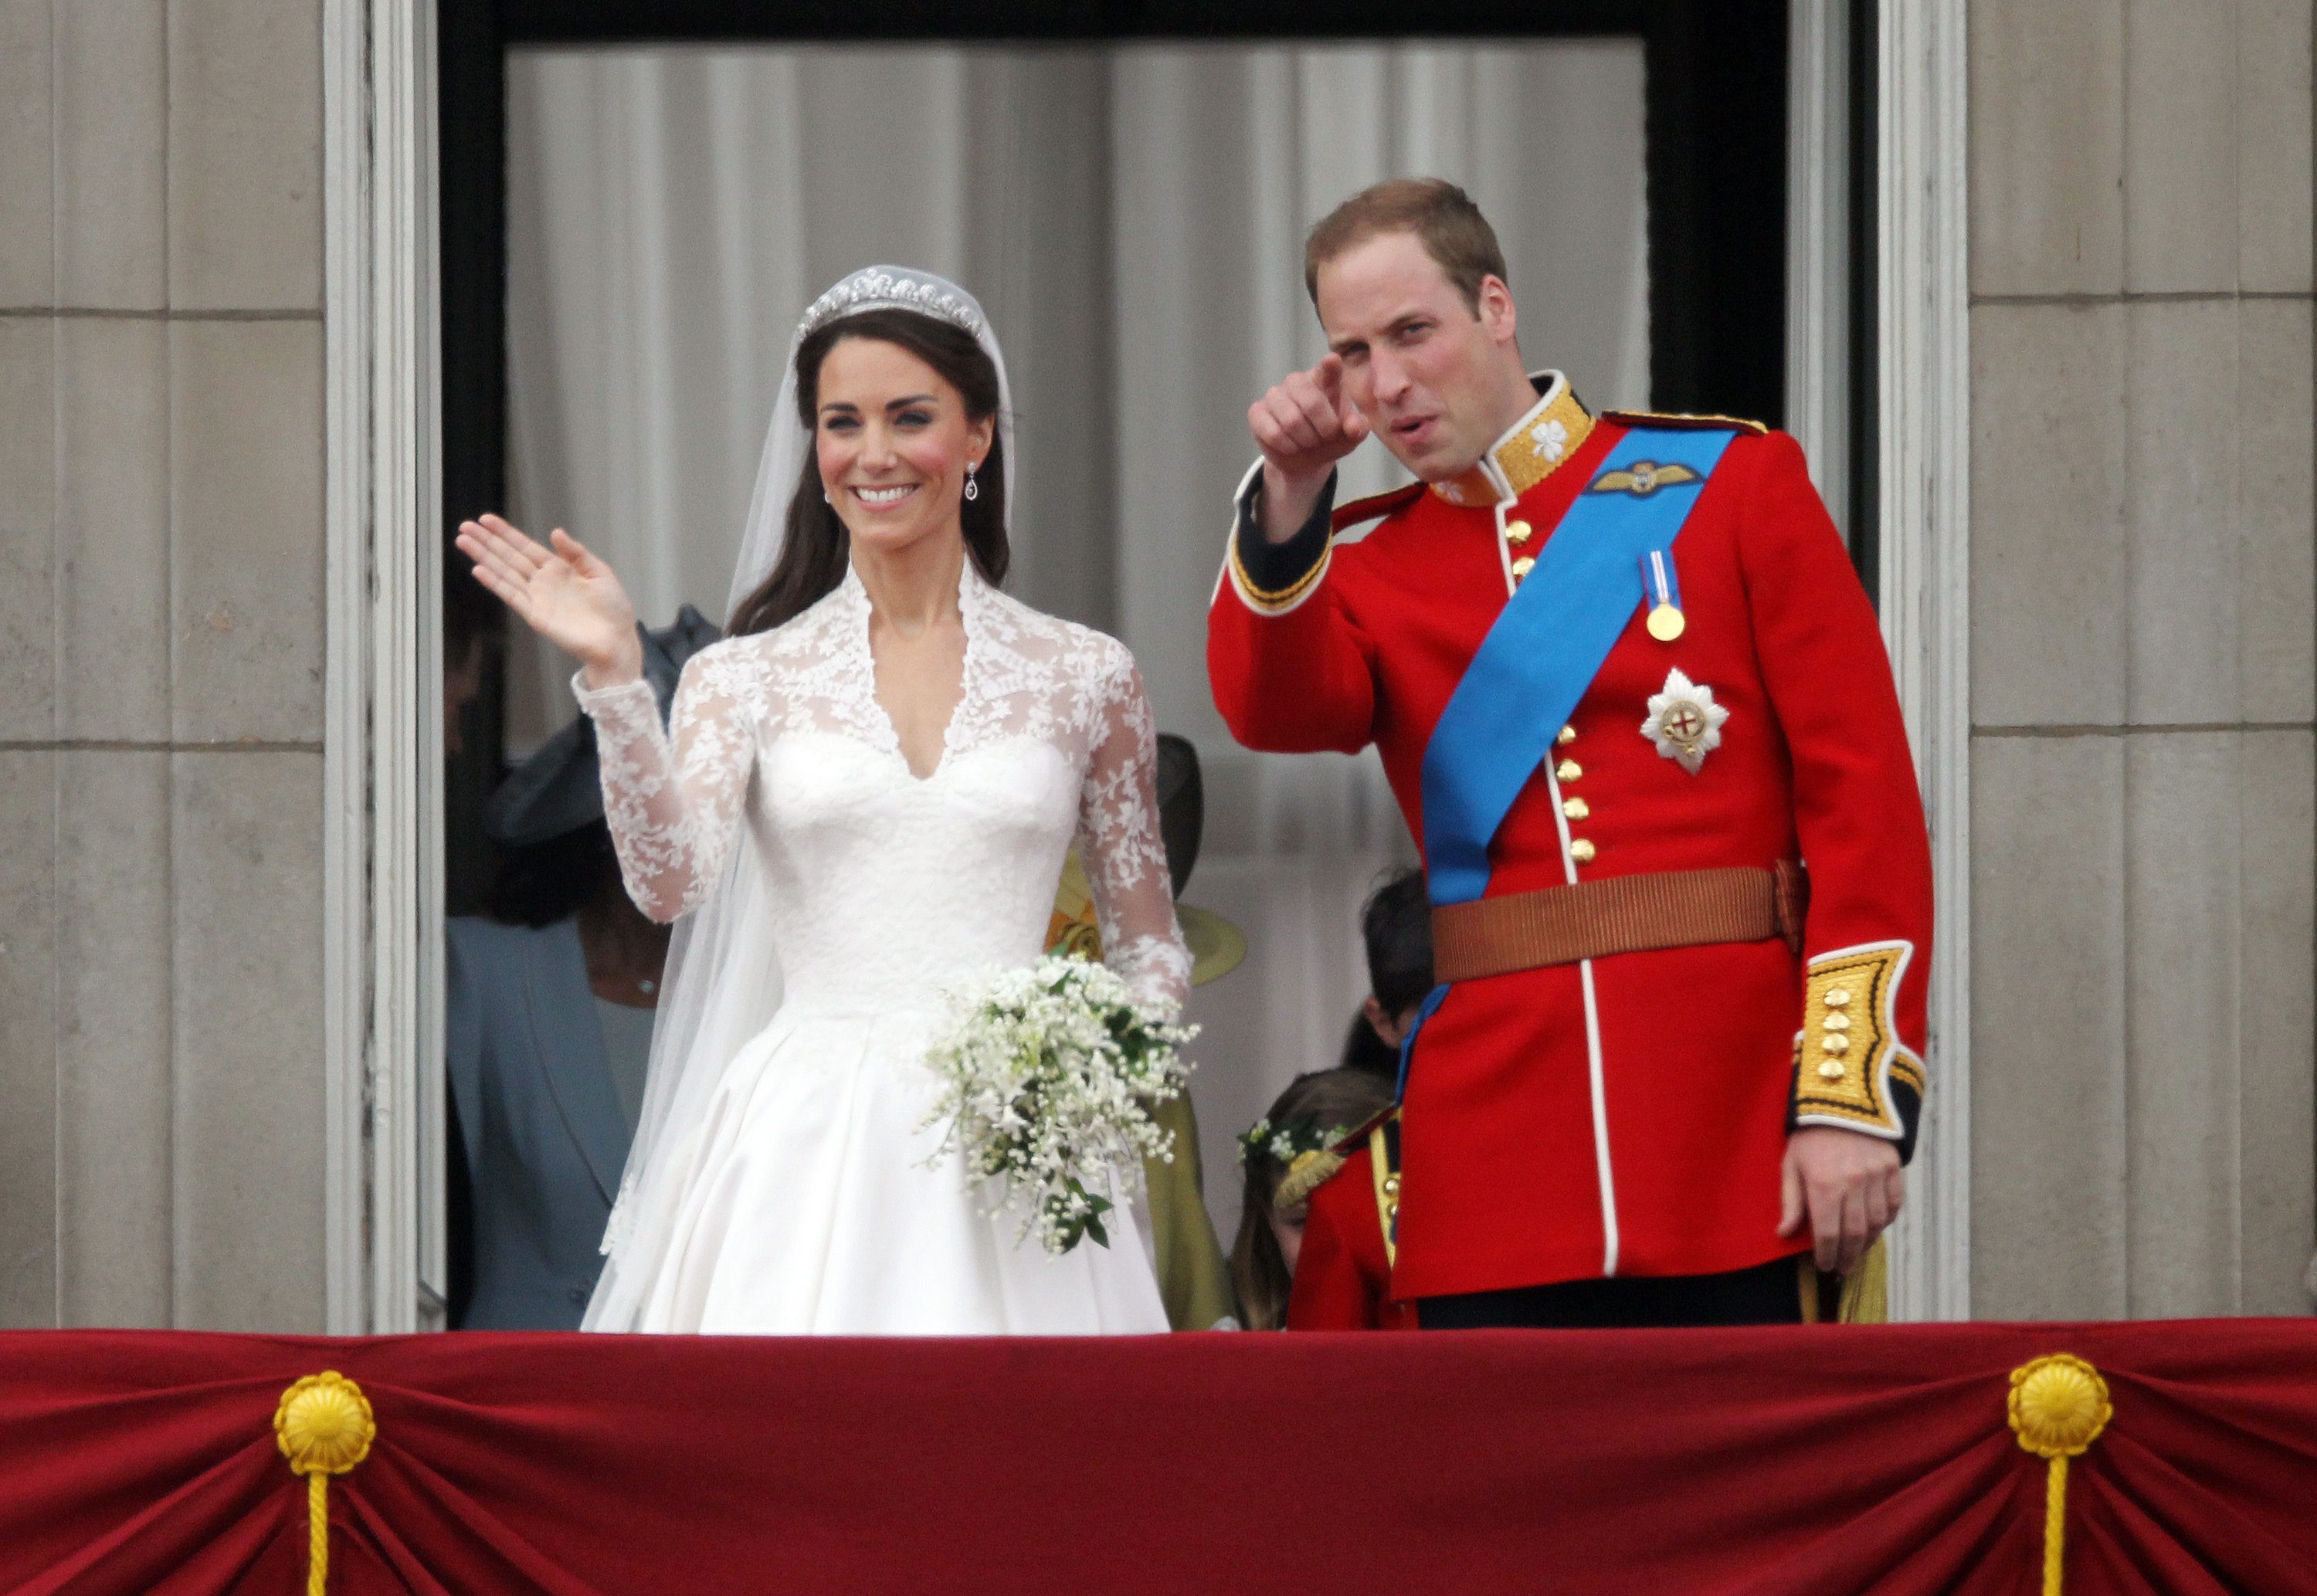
left=572, top=560, right=1187, bottom=1334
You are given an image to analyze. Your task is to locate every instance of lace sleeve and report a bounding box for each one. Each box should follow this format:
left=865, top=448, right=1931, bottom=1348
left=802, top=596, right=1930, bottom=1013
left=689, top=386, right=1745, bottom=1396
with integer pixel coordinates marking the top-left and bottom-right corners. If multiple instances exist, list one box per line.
left=1077, top=646, right=1193, bottom=1017
left=573, top=648, right=755, bottom=923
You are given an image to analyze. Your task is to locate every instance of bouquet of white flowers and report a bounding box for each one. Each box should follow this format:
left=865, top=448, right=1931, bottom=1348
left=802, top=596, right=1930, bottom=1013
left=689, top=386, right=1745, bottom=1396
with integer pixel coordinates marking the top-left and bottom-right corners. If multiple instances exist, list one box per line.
left=921, top=954, right=1198, bottom=1255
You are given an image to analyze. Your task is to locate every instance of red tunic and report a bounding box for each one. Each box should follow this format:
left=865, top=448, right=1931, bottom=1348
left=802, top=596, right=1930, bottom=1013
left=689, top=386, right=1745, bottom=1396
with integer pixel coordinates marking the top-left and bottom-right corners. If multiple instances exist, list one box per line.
left=1207, top=381, right=1933, bottom=1301
left=1285, top=1144, right=1417, bottom=1332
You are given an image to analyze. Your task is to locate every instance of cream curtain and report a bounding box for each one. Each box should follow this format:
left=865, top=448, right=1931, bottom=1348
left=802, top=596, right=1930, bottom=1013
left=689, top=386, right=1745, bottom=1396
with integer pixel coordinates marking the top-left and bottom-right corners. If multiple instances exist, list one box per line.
left=503, top=40, right=1648, bottom=1240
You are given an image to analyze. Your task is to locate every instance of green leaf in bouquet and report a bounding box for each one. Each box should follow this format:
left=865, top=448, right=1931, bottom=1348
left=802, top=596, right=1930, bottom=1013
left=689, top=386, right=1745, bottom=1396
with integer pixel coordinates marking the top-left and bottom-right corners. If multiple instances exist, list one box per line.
left=1047, top=1180, right=1115, bottom=1252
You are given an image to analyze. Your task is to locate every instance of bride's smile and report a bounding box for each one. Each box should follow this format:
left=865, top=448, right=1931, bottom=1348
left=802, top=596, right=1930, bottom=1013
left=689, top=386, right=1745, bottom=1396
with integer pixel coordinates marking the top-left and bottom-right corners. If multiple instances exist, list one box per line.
left=815, top=336, right=993, bottom=558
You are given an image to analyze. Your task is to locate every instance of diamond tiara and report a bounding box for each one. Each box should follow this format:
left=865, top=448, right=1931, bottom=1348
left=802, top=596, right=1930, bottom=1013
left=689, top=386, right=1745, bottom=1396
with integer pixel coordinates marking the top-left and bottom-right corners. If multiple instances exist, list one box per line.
left=792, top=269, right=985, bottom=348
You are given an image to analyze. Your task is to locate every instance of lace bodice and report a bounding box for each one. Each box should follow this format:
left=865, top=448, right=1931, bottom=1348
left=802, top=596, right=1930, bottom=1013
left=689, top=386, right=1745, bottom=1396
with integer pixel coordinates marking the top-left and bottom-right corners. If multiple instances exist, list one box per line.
left=574, top=563, right=1192, bottom=1016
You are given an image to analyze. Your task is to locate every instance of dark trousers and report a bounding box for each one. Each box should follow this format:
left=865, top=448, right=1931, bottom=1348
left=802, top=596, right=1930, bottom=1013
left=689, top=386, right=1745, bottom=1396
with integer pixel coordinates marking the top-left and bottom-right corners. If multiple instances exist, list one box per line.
left=1417, top=1255, right=1806, bottom=1329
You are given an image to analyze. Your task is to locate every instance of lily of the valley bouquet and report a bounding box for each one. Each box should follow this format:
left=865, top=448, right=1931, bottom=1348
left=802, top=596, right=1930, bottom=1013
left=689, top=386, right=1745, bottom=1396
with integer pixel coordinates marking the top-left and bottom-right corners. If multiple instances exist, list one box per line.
left=922, top=954, right=1197, bottom=1255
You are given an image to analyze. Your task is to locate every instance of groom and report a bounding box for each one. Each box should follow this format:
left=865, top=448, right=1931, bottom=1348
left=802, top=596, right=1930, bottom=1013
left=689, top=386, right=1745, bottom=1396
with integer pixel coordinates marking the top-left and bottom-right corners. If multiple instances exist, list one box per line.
left=1206, top=179, right=1933, bottom=1327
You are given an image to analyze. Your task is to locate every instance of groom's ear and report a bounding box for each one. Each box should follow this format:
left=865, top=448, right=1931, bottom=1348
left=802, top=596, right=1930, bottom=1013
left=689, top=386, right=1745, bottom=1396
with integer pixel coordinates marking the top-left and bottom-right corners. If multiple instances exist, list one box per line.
left=1476, top=274, right=1518, bottom=344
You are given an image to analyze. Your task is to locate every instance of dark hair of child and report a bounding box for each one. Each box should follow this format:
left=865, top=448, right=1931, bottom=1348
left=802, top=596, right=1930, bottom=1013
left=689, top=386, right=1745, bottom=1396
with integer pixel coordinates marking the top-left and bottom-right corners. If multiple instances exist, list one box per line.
left=1338, top=867, right=1434, bottom=1082
left=1339, top=1013, right=1399, bottom=1081
left=1362, top=867, right=1434, bottom=1014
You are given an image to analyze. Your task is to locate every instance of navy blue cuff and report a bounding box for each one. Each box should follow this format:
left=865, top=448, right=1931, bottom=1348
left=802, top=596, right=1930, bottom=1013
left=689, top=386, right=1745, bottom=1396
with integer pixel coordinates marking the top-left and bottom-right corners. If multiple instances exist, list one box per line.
left=1232, top=467, right=1336, bottom=600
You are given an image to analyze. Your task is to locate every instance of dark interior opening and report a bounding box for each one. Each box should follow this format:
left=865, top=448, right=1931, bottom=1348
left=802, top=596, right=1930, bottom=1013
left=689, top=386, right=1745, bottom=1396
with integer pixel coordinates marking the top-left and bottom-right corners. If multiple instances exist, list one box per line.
left=433, top=0, right=1845, bottom=1316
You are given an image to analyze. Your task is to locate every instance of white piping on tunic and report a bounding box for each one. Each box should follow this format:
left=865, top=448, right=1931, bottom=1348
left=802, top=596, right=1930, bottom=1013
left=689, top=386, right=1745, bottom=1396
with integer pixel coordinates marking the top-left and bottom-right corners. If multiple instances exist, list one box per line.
left=1500, top=485, right=1621, bottom=1278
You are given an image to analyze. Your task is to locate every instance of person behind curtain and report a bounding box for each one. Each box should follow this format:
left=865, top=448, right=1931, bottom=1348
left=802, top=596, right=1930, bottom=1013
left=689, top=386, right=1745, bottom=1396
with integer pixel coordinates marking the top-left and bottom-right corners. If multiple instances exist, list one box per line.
left=444, top=609, right=714, bottom=1330
left=1339, top=866, right=1434, bottom=1082
left=1229, top=1069, right=1396, bottom=1330
left=457, top=267, right=1190, bottom=1335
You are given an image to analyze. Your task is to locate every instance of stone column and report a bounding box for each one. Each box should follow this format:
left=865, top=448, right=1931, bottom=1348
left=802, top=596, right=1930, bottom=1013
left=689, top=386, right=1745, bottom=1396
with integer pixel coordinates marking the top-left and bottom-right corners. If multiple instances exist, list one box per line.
left=0, top=0, right=327, bottom=1330
left=1969, top=0, right=2316, bottom=1316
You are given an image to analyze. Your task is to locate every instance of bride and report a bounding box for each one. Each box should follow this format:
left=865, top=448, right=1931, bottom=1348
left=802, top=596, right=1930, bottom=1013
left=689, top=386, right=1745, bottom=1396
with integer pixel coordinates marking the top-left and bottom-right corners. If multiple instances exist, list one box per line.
left=457, top=267, right=1187, bottom=1334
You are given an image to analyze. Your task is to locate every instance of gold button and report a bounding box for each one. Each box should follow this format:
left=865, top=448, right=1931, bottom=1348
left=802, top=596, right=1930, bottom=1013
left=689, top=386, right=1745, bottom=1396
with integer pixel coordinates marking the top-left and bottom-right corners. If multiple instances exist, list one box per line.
left=1510, top=555, right=1536, bottom=581
left=1557, top=724, right=1577, bottom=746
left=1817, top=1061, right=1847, bottom=1081
left=1569, top=839, right=1596, bottom=864
left=1821, top=1034, right=1849, bottom=1056
left=1556, top=759, right=1582, bottom=782
left=1505, top=519, right=1534, bottom=545
left=1382, top=1174, right=1401, bottom=1196
left=1824, top=988, right=1851, bottom=1008
left=1562, top=797, right=1589, bottom=821
left=1823, top=1013, right=1851, bottom=1032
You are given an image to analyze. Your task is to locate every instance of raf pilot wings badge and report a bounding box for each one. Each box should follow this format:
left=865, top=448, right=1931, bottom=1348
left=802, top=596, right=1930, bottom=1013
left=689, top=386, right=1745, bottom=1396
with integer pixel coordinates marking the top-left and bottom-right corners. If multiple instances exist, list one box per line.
left=1589, top=460, right=1701, bottom=499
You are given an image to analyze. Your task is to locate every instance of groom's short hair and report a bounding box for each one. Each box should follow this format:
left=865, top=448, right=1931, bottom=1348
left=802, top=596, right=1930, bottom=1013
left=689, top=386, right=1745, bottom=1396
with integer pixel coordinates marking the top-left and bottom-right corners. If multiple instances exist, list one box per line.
left=1304, top=178, right=1508, bottom=316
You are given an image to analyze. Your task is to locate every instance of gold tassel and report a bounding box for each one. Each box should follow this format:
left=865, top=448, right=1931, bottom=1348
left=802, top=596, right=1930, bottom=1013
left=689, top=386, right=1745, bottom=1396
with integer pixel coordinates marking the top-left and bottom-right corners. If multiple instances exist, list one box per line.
left=1794, top=1235, right=1888, bottom=1324
left=274, top=1371, right=377, bottom=1596
left=2007, top=1354, right=2112, bottom=1596
left=1835, top=1235, right=1888, bottom=1323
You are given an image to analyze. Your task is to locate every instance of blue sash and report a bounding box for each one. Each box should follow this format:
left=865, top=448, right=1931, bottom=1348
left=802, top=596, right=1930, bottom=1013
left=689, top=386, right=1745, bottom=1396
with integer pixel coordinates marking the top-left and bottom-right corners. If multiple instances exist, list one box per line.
left=1420, top=425, right=1739, bottom=906
left=1396, top=426, right=1737, bottom=1099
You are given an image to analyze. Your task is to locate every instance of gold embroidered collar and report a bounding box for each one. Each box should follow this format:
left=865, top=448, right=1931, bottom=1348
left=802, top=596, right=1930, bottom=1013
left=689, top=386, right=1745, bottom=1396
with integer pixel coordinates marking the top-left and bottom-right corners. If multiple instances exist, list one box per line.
left=1427, top=372, right=1595, bottom=508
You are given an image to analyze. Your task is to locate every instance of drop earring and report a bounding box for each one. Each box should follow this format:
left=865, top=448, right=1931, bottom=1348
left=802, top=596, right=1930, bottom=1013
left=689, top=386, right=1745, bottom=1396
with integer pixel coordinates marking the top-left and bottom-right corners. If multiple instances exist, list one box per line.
left=964, top=463, right=979, bottom=503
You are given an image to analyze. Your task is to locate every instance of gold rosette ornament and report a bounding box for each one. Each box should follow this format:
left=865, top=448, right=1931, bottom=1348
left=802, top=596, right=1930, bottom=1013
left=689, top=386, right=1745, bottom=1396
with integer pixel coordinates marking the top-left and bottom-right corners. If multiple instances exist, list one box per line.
left=275, top=1371, right=377, bottom=1596
left=2007, top=1354, right=2112, bottom=1596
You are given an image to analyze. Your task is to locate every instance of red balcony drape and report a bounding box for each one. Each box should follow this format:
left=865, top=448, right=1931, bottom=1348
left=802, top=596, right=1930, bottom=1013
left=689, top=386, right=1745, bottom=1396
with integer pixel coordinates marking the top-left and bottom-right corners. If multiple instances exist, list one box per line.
left=2, top=1320, right=2313, bottom=1595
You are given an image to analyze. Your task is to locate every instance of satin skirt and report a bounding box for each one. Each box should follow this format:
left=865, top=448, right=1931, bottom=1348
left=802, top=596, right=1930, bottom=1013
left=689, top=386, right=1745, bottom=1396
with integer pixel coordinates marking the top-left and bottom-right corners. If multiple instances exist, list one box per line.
left=622, top=1001, right=1170, bottom=1335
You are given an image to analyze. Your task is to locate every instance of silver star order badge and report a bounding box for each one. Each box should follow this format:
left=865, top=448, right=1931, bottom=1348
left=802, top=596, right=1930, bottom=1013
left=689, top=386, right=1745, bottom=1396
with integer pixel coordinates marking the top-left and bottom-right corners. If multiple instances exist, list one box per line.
left=1641, top=668, right=1728, bottom=774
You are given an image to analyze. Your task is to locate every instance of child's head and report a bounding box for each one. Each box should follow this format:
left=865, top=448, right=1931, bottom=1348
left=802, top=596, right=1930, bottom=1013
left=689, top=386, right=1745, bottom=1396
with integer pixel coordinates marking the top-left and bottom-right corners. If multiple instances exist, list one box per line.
left=1229, top=1068, right=1396, bottom=1329
left=1360, top=868, right=1433, bottom=1050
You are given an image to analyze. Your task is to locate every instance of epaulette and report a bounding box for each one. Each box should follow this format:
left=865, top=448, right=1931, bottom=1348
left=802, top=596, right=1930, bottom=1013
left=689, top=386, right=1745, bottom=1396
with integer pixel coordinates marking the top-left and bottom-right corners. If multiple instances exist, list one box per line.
left=1329, top=482, right=1426, bottom=534
left=1603, top=408, right=1769, bottom=436
left=1274, top=1148, right=1346, bottom=1211
left=1275, top=1106, right=1397, bottom=1211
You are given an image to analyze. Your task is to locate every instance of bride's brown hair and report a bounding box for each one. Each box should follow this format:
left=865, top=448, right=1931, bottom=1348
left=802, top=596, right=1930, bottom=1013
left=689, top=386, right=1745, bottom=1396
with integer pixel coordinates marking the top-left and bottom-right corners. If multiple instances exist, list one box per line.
left=727, top=308, right=1009, bottom=636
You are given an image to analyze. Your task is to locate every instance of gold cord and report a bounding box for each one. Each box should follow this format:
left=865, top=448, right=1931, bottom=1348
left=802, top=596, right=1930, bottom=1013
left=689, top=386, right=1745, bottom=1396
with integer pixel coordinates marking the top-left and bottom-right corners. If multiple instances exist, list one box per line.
left=275, top=1371, right=377, bottom=1595
left=306, top=1472, right=330, bottom=1596
left=2007, top=1354, right=2112, bottom=1596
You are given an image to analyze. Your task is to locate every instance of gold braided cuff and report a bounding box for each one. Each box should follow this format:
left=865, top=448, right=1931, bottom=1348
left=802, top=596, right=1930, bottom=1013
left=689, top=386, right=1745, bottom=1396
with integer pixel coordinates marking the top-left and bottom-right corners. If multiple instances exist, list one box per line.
left=1226, top=530, right=1331, bottom=615
left=1792, top=940, right=1925, bottom=1138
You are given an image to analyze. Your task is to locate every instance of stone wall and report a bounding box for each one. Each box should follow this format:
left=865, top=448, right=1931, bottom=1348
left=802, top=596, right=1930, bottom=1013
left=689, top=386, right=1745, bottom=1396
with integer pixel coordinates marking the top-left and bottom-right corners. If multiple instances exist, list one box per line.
left=1969, top=0, right=2317, bottom=1315
left=0, top=0, right=327, bottom=1330
left=0, top=1, right=2309, bottom=1329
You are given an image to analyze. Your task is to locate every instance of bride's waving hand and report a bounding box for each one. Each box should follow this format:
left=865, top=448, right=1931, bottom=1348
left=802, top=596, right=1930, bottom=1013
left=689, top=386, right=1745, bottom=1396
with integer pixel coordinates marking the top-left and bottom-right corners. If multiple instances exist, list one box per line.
left=459, top=511, right=755, bottom=920
left=456, top=513, right=644, bottom=686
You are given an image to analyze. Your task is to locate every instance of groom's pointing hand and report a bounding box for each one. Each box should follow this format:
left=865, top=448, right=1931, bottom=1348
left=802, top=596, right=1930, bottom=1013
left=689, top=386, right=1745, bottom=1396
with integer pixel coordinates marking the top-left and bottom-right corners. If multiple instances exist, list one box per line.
left=1250, top=354, right=1370, bottom=544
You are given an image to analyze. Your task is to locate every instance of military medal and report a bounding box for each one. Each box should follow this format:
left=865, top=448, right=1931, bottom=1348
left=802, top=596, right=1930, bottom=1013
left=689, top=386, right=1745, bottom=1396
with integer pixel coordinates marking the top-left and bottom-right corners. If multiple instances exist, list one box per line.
left=1640, top=548, right=1685, bottom=641
left=1641, top=668, right=1728, bottom=774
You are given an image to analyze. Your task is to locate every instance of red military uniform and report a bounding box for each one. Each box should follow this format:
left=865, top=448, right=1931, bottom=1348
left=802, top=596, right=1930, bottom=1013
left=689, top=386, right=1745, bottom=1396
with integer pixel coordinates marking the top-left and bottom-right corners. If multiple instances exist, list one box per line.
left=1207, top=376, right=1932, bottom=1302
left=1285, top=1117, right=1418, bottom=1332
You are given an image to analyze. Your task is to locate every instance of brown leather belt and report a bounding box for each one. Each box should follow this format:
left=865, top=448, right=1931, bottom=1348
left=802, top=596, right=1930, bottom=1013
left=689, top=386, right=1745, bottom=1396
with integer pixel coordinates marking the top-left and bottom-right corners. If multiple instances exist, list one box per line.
left=1431, top=862, right=1807, bottom=984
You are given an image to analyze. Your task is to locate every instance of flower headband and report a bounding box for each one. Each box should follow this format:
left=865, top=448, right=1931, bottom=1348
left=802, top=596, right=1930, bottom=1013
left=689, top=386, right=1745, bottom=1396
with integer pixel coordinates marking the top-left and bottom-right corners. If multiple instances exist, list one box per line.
left=1236, top=1114, right=1344, bottom=1170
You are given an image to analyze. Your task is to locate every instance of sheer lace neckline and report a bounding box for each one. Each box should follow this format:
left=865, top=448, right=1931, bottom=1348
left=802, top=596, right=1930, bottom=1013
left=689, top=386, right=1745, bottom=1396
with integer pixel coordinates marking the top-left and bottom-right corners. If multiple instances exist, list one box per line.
left=833, top=555, right=992, bottom=782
